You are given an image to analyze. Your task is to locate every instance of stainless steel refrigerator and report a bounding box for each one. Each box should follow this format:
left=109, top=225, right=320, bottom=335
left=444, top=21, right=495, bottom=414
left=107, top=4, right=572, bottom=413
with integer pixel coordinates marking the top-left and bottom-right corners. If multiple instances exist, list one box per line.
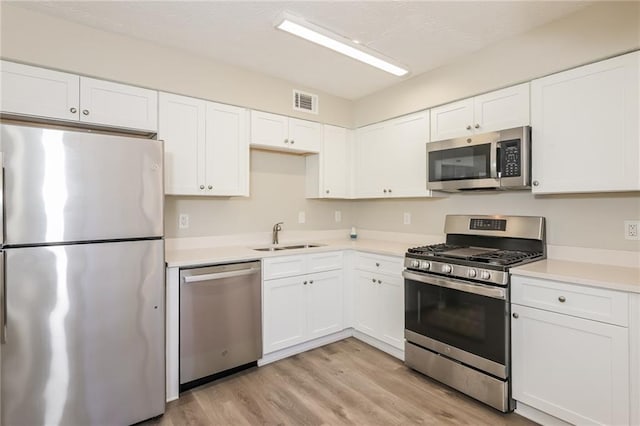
left=0, top=123, right=165, bottom=425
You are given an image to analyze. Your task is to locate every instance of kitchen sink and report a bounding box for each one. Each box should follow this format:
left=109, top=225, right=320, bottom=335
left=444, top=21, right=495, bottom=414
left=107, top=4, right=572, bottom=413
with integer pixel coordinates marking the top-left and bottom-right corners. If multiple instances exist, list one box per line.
left=252, top=243, right=325, bottom=252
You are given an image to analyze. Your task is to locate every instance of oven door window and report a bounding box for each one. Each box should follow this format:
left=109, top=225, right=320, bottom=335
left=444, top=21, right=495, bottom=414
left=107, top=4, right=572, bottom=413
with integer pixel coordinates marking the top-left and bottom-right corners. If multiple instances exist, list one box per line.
left=428, top=144, right=492, bottom=182
left=405, top=277, right=506, bottom=365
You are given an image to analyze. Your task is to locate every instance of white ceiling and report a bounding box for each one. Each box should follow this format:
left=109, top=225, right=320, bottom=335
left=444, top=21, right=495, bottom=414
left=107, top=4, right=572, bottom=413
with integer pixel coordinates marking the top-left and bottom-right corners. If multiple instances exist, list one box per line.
left=10, top=1, right=591, bottom=100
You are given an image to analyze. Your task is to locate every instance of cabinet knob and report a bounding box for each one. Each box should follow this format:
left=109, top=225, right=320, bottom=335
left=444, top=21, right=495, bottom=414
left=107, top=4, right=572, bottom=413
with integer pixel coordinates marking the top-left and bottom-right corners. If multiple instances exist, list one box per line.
left=377, top=280, right=382, bottom=284
left=372, top=278, right=376, bottom=283
left=383, top=189, right=387, bottom=194
left=70, top=107, right=77, bottom=113
left=208, top=185, right=213, bottom=190
left=82, top=109, right=90, bottom=116
left=199, top=185, right=205, bottom=190
left=388, top=189, right=392, bottom=193
left=466, top=125, right=472, bottom=130
left=558, top=296, right=566, bottom=303
left=474, top=123, right=480, bottom=129
left=303, top=281, right=308, bottom=285
left=290, top=140, right=295, bottom=144
left=375, top=263, right=380, bottom=267
left=533, top=181, right=540, bottom=187
left=326, top=190, right=330, bottom=194
left=284, top=139, right=289, bottom=144
left=512, top=313, right=519, bottom=319
left=309, top=280, right=314, bottom=284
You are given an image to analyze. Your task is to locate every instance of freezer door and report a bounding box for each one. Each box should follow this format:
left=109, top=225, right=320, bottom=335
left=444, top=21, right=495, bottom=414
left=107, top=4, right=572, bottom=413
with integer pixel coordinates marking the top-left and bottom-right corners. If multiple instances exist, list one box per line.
left=1, top=123, right=163, bottom=245
left=1, top=240, right=165, bottom=426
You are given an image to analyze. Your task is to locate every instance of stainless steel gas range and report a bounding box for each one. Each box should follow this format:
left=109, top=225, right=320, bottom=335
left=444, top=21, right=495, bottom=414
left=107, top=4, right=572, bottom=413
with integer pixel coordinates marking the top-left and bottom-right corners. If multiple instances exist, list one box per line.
left=403, top=215, right=546, bottom=412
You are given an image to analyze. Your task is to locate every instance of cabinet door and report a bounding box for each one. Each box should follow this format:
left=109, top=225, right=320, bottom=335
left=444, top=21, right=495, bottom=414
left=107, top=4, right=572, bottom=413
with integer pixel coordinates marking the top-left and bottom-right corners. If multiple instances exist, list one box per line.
left=306, top=271, right=343, bottom=340
left=355, top=123, right=387, bottom=198
left=288, top=118, right=321, bottom=153
left=473, top=83, right=529, bottom=133
left=0, top=60, right=80, bottom=121
left=263, top=276, right=306, bottom=354
left=531, top=52, right=639, bottom=193
left=354, top=271, right=380, bottom=337
left=321, top=125, right=350, bottom=198
left=250, top=110, right=289, bottom=150
left=158, top=93, right=206, bottom=195
left=386, top=111, right=431, bottom=197
left=429, top=98, right=474, bottom=141
left=512, top=304, right=629, bottom=426
left=80, top=77, right=158, bottom=132
left=205, top=102, right=249, bottom=196
left=377, top=274, right=404, bottom=349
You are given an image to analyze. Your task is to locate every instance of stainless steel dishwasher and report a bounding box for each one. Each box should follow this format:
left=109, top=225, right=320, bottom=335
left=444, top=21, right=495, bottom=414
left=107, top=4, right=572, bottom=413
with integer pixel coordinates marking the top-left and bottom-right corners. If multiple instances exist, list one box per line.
left=179, top=261, right=262, bottom=389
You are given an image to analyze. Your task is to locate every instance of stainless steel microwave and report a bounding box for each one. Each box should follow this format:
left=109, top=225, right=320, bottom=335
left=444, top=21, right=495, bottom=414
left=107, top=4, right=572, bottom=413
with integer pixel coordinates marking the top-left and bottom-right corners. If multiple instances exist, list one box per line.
left=426, top=126, right=531, bottom=192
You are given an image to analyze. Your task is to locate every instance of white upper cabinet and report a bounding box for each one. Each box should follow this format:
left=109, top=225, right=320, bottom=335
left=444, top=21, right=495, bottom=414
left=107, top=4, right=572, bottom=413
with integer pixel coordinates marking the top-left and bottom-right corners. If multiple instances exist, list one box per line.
left=430, top=83, right=530, bottom=141
left=355, top=110, right=433, bottom=198
left=79, top=77, right=158, bottom=132
left=531, top=51, right=639, bottom=194
left=159, top=92, right=249, bottom=196
left=1, top=60, right=80, bottom=121
left=306, top=125, right=352, bottom=199
left=250, top=110, right=321, bottom=154
left=0, top=61, right=158, bottom=132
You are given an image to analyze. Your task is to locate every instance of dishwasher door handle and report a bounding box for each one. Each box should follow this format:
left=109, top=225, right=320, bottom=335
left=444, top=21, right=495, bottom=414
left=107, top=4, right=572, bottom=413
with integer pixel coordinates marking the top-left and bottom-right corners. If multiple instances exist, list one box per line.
left=183, top=267, right=261, bottom=284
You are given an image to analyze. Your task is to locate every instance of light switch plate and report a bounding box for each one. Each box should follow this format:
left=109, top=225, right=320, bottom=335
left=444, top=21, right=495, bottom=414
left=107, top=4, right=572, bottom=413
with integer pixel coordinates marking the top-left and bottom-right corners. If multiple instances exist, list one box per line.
left=298, top=211, right=306, bottom=224
left=403, top=212, right=411, bottom=225
left=179, top=214, right=189, bottom=229
left=334, top=210, right=342, bottom=222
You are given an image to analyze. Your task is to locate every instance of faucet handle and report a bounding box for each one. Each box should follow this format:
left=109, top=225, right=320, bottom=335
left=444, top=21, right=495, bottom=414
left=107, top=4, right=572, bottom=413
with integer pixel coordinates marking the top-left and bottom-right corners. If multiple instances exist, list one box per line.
left=274, top=221, right=284, bottom=230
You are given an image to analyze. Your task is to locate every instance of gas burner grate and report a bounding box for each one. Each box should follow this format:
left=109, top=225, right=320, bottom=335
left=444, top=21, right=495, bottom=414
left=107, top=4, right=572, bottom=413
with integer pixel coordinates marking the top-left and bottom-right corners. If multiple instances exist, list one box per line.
left=470, top=250, right=543, bottom=266
left=407, top=243, right=461, bottom=254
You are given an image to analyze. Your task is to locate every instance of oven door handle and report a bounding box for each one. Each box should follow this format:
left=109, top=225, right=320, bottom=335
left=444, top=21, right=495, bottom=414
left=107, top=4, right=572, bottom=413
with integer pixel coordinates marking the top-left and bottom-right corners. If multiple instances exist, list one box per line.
left=402, top=270, right=506, bottom=300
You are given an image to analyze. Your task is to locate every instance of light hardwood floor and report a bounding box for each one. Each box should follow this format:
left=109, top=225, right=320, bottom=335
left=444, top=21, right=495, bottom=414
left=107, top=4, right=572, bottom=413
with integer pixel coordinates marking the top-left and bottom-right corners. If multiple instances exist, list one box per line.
left=145, top=338, right=537, bottom=425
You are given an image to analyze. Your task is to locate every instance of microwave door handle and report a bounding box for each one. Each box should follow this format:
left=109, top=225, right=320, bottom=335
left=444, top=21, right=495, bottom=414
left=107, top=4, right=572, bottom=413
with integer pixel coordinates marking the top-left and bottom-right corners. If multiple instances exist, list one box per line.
left=496, top=143, right=502, bottom=179
left=490, top=140, right=499, bottom=179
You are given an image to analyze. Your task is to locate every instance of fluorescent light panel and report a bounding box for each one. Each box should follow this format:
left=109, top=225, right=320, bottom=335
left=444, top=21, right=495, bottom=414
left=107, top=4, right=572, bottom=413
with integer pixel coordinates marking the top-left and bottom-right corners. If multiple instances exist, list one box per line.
left=276, top=17, right=408, bottom=77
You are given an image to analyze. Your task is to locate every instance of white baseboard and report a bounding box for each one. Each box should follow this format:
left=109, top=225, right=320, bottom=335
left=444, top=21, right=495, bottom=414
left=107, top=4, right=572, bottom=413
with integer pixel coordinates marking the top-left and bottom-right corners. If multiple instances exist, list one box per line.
left=352, top=330, right=404, bottom=361
left=515, top=401, right=573, bottom=426
left=258, top=329, right=353, bottom=366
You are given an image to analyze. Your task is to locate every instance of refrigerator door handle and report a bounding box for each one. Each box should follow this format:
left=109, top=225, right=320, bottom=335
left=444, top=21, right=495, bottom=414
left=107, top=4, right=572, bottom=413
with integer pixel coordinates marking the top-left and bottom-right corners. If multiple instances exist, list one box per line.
left=1, top=251, right=5, bottom=344
left=0, top=151, right=4, bottom=246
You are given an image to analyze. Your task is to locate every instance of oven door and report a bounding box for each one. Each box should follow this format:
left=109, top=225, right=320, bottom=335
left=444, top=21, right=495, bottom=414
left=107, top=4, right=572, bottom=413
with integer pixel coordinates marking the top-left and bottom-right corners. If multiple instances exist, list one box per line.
left=427, top=134, right=499, bottom=191
left=403, top=270, right=509, bottom=379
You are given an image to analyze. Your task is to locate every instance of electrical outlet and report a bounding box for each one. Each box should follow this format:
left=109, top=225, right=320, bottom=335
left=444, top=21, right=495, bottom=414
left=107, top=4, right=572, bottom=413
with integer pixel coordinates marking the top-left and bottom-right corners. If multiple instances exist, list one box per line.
left=334, top=210, right=342, bottom=223
left=178, top=214, right=189, bottom=229
left=624, top=220, right=640, bottom=240
left=298, top=211, right=306, bottom=224
left=403, top=212, right=411, bottom=225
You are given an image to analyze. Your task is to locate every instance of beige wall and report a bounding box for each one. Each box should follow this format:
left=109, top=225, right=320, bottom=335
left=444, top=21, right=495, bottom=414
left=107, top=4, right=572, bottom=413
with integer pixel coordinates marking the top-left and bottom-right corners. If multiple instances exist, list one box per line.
left=165, top=150, right=355, bottom=238
left=354, top=192, right=640, bottom=252
left=354, top=1, right=640, bottom=126
left=0, top=4, right=353, bottom=127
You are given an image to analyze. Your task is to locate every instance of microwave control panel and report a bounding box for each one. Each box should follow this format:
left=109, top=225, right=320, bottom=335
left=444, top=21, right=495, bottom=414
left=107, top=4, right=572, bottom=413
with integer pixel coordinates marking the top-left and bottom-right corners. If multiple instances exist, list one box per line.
left=500, top=139, right=521, bottom=177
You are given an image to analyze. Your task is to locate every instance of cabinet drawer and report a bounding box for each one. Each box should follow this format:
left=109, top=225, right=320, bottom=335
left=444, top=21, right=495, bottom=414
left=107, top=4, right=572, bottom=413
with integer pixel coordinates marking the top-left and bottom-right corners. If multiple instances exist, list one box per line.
left=307, top=251, right=343, bottom=273
left=511, top=276, right=628, bottom=326
left=355, top=252, right=403, bottom=276
left=263, top=255, right=307, bottom=280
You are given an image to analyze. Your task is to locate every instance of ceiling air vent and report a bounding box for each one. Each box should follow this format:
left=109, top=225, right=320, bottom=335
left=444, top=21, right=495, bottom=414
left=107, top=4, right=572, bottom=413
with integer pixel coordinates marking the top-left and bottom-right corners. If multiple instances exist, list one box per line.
left=293, top=90, right=318, bottom=114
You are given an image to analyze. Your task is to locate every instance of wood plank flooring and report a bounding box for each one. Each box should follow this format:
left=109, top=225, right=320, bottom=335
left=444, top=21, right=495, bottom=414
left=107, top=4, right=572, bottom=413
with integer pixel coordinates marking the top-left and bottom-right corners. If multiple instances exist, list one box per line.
left=144, top=338, right=537, bottom=425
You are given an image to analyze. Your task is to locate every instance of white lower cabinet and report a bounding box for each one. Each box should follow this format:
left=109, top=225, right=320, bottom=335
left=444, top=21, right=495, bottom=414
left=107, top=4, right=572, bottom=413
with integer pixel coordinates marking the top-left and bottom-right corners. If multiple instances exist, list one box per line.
left=354, top=253, right=404, bottom=350
left=511, top=276, right=630, bottom=425
left=263, top=253, right=343, bottom=354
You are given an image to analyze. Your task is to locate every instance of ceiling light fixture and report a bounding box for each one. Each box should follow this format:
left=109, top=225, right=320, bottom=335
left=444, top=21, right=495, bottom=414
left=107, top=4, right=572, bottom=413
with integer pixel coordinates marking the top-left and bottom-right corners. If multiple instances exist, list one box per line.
left=275, top=13, right=409, bottom=77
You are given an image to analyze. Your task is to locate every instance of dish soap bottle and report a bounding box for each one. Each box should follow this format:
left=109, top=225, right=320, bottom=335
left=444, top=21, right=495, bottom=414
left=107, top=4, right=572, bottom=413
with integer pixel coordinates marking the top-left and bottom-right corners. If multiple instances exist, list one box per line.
left=350, top=226, right=357, bottom=239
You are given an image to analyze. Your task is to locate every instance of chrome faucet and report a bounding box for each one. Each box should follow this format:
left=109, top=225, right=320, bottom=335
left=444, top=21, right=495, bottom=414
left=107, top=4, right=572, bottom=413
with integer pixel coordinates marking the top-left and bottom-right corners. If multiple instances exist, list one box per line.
left=272, top=222, right=284, bottom=245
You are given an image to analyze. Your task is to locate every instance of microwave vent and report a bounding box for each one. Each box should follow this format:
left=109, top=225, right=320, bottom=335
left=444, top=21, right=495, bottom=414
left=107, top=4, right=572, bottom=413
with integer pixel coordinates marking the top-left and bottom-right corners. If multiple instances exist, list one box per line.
left=293, top=90, right=318, bottom=114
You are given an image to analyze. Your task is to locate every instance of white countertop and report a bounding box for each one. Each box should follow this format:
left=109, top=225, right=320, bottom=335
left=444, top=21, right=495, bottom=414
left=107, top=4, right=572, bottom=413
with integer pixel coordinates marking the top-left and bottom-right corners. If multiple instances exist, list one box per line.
left=511, top=259, right=640, bottom=294
left=165, top=237, right=412, bottom=268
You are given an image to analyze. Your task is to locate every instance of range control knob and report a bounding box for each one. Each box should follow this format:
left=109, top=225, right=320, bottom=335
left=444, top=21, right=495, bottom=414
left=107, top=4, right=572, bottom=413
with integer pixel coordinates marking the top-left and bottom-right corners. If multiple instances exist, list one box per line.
left=419, top=260, right=431, bottom=270
left=468, top=269, right=477, bottom=278
left=442, top=264, right=452, bottom=274
left=410, top=259, right=420, bottom=268
left=480, top=270, right=491, bottom=280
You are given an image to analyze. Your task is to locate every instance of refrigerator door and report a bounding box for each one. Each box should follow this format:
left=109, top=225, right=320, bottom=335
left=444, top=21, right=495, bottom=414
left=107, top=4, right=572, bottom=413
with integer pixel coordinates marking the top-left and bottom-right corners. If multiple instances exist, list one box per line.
left=1, top=240, right=165, bottom=426
left=0, top=123, right=163, bottom=246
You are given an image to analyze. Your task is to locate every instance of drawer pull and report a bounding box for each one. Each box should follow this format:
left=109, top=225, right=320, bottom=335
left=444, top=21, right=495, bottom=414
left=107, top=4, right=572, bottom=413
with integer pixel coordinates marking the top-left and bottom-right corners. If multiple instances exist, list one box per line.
left=558, top=296, right=566, bottom=303
left=512, top=313, right=519, bottom=319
